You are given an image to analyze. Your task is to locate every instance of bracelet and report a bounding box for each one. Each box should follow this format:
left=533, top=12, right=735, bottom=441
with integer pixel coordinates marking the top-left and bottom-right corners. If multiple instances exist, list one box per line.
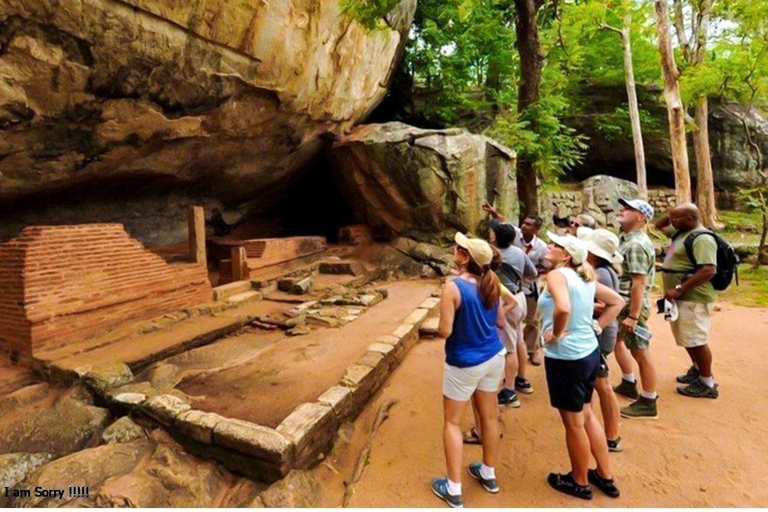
left=627, top=315, right=639, bottom=320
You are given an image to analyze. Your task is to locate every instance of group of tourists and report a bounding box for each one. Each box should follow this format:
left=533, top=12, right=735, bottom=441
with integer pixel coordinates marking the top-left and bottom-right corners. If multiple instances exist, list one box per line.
left=431, top=198, right=725, bottom=507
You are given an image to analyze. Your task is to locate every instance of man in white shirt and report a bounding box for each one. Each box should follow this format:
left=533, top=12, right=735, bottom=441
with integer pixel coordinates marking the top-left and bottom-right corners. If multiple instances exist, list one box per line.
left=482, top=203, right=551, bottom=365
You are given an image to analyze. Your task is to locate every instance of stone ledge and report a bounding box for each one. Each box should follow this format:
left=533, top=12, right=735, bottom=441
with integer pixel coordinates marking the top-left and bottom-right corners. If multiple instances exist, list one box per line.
left=277, top=402, right=338, bottom=469
left=213, top=418, right=294, bottom=466
left=403, top=307, right=429, bottom=326
left=175, top=409, right=227, bottom=444
left=142, top=394, right=191, bottom=426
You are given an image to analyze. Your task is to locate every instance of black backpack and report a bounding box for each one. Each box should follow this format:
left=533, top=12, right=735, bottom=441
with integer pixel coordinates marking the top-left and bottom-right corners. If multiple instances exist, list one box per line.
left=678, top=230, right=739, bottom=291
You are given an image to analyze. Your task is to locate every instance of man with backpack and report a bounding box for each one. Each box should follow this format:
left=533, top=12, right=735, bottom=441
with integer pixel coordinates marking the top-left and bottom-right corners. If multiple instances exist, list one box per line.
left=656, top=203, right=732, bottom=399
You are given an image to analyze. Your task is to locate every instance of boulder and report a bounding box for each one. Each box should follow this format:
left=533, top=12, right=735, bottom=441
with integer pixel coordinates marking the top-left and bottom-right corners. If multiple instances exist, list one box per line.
left=0, top=452, right=52, bottom=493
left=579, top=175, right=640, bottom=227
left=0, top=0, right=416, bottom=246
left=0, top=392, right=111, bottom=457
left=80, top=363, right=134, bottom=395
left=328, top=122, right=518, bottom=241
left=101, top=417, right=147, bottom=445
left=259, top=470, right=322, bottom=508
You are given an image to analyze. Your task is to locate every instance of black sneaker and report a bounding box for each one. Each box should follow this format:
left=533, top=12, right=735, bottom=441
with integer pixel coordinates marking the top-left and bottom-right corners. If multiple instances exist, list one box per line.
left=676, top=365, right=700, bottom=384
left=588, top=469, right=620, bottom=498
left=515, top=376, right=534, bottom=394
left=677, top=379, right=719, bottom=399
left=547, top=472, right=592, bottom=500
left=497, top=388, right=521, bottom=408
left=607, top=436, right=624, bottom=453
left=620, top=396, right=658, bottom=419
left=613, top=378, right=639, bottom=400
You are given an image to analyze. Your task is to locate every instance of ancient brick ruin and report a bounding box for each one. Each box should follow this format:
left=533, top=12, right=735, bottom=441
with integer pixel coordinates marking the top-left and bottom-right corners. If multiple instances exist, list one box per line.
left=0, top=224, right=212, bottom=362
left=215, top=236, right=328, bottom=284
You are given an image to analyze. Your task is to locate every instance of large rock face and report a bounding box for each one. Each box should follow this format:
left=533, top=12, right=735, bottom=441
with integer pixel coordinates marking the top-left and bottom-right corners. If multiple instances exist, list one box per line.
left=0, top=0, right=416, bottom=245
left=565, top=84, right=768, bottom=190
left=328, top=122, right=518, bottom=242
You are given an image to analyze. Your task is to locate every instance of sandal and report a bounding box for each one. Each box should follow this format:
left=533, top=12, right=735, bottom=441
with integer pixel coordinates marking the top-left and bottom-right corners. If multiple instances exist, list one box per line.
left=462, top=427, right=504, bottom=445
left=547, top=472, right=593, bottom=500
left=462, top=428, right=482, bottom=445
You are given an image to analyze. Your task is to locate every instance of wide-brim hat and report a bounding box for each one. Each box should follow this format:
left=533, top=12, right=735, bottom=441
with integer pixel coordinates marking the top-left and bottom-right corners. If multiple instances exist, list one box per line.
left=546, top=231, right=588, bottom=265
left=577, top=228, right=624, bottom=265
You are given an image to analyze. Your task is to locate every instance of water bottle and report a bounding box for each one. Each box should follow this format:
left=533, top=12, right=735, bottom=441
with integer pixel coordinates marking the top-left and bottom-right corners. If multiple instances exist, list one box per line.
left=634, top=325, right=653, bottom=342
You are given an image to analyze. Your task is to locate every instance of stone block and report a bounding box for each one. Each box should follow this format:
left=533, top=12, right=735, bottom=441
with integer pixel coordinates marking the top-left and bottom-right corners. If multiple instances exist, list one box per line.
left=419, top=317, right=440, bottom=338
left=392, top=323, right=419, bottom=352
left=213, top=280, right=252, bottom=301
left=359, top=294, right=382, bottom=307
left=142, top=394, right=191, bottom=426
left=306, top=315, right=338, bottom=328
left=111, top=392, right=148, bottom=408
left=213, top=419, right=293, bottom=465
left=226, top=290, right=262, bottom=305
left=317, top=385, right=357, bottom=421
left=277, top=402, right=338, bottom=468
left=403, top=308, right=429, bottom=326
left=318, top=260, right=366, bottom=276
left=340, top=362, right=388, bottom=403
left=358, top=350, right=385, bottom=369
left=79, top=362, right=134, bottom=395
left=175, top=409, right=227, bottom=444
left=367, top=342, right=397, bottom=369
left=419, top=297, right=441, bottom=310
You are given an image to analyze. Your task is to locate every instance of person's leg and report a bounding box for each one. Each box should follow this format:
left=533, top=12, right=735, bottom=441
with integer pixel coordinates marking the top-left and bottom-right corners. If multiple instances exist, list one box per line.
left=583, top=404, right=612, bottom=479
left=688, top=345, right=713, bottom=377
left=516, top=341, right=528, bottom=379
left=444, top=397, right=470, bottom=485
left=470, top=393, right=482, bottom=438
left=614, top=338, right=634, bottom=378
left=594, top=377, right=620, bottom=441
left=559, top=410, right=590, bottom=486
left=631, top=347, right=657, bottom=395
left=504, top=353, right=518, bottom=389
left=524, top=295, right=541, bottom=359
left=474, top=390, right=501, bottom=470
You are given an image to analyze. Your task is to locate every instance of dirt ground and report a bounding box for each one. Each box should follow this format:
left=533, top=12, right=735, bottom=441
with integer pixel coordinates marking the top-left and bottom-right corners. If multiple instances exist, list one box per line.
left=313, top=301, right=768, bottom=507
left=178, top=279, right=438, bottom=427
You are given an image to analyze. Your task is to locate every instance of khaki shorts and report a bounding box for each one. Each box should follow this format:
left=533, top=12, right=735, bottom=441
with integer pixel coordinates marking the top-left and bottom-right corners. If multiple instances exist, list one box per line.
left=500, top=292, right=527, bottom=351
left=617, top=305, right=651, bottom=350
left=671, top=301, right=715, bottom=348
left=443, top=350, right=506, bottom=401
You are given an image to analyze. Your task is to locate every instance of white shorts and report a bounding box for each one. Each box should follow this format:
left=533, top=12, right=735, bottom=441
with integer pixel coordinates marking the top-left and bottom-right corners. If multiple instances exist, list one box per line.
left=443, top=350, right=506, bottom=401
left=500, top=292, right=527, bottom=350
left=671, top=301, right=715, bottom=348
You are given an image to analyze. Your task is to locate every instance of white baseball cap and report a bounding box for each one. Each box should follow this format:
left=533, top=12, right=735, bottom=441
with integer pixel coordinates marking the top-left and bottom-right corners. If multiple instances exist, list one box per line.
left=546, top=231, right=589, bottom=265
left=578, top=228, right=624, bottom=265
left=455, top=232, right=494, bottom=267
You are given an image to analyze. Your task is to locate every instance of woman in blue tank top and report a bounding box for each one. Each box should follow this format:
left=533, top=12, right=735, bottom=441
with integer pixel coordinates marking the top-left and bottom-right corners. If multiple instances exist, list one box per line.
left=430, top=233, right=506, bottom=508
left=538, top=232, right=624, bottom=501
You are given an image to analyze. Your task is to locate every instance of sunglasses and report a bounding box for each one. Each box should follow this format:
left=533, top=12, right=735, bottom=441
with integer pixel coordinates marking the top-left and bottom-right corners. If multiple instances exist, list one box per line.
left=570, top=221, right=581, bottom=227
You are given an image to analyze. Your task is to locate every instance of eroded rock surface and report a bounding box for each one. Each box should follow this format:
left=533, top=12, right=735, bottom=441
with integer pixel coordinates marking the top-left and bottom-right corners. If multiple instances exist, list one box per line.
left=329, top=122, right=518, bottom=242
left=0, top=0, right=416, bottom=245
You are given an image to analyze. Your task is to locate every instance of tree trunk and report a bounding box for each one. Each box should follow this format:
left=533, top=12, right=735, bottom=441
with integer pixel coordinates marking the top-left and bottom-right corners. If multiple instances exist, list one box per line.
left=514, top=0, right=544, bottom=221
left=621, top=12, right=647, bottom=200
left=690, top=0, right=719, bottom=227
left=694, top=97, right=719, bottom=227
left=654, top=0, right=692, bottom=204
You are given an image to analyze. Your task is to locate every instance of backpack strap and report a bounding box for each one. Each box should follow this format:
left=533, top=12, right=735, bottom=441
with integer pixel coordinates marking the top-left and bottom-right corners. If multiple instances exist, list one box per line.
left=683, top=230, right=716, bottom=269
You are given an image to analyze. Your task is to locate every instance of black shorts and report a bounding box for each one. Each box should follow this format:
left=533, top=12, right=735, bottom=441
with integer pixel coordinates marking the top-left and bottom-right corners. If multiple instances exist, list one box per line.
left=545, top=349, right=600, bottom=412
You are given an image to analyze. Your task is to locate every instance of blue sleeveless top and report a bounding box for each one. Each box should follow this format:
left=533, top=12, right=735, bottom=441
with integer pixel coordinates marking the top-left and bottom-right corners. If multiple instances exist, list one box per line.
left=445, top=278, right=504, bottom=368
left=538, top=267, right=599, bottom=360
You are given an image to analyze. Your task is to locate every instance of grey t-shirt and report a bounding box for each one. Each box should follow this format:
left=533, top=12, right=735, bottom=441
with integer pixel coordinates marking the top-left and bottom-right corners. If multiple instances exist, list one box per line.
left=497, top=245, right=538, bottom=293
left=595, top=265, right=619, bottom=354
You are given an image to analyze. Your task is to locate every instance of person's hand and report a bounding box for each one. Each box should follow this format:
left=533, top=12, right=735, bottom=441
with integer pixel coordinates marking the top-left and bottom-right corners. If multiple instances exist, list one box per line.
left=622, top=316, right=638, bottom=334
left=482, top=201, right=497, bottom=214
left=664, top=287, right=684, bottom=301
left=543, top=329, right=569, bottom=345
left=594, top=301, right=606, bottom=315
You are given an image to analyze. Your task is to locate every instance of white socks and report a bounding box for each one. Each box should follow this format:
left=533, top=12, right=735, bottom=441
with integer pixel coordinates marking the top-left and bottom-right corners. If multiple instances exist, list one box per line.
left=699, top=375, right=715, bottom=388
left=480, top=464, right=496, bottom=480
left=622, top=373, right=636, bottom=383
left=641, top=390, right=658, bottom=400
left=447, top=479, right=462, bottom=496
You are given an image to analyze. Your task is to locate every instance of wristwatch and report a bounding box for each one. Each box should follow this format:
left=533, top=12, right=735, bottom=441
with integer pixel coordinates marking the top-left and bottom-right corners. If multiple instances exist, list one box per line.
left=675, top=284, right=683, bottom=291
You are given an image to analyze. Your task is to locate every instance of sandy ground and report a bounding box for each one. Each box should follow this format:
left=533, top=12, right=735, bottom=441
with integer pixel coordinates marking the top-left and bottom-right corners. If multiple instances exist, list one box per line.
left=313, top=301, right=768, bottom=507
left=179, top=279, right=438, bottom=427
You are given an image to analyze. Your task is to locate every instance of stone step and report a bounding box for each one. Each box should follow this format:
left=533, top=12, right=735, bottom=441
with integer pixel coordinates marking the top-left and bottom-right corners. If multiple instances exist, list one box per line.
left=419, top=317, right=440, bottom=338
left=213, top=280, right=254, bottom=301
left=227, top=291, right=263, bottom=305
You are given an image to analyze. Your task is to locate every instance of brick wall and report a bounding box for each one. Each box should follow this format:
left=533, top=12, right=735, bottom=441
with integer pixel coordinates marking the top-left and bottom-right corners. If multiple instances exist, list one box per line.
left=242, top=237, right=327, bottom=269
left=0, top=224, right=212, bottom=361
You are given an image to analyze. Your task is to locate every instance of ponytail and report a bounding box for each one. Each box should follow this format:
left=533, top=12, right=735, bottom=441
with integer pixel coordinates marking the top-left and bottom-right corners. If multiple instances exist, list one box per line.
left=575, top=259, right=597, bottom=283
left=467, top=258, right=501, bottom=310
